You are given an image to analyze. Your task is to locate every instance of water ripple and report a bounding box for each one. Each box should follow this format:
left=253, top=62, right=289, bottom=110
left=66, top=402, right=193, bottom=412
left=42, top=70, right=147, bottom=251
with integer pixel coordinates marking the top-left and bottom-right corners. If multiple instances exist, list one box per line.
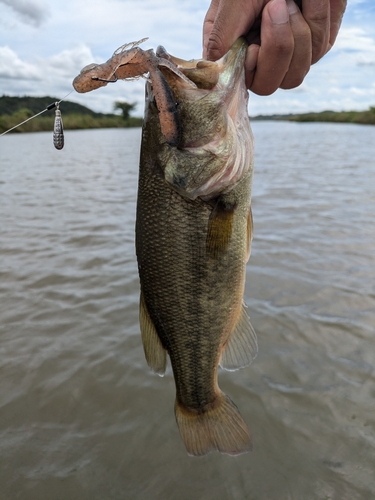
left=1, top=124, right=375, bottom=498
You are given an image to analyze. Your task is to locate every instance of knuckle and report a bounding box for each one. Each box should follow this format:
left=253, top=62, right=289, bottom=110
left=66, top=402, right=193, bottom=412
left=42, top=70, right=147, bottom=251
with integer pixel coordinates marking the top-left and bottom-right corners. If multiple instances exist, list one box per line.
left=281, top=58, right=310, bottom=89
left=280, top=74, right=303, bottom=90
left=206, top=29, right=226, bottom=61
left=311, top=36, right=329, bottom=64
left=271, top=36, right=294, bottom=57
left=308, top=20, right=330, bottom=63
left=250, top=81, right=278, bottom=96
left=295, top=22, right=313, bottom=41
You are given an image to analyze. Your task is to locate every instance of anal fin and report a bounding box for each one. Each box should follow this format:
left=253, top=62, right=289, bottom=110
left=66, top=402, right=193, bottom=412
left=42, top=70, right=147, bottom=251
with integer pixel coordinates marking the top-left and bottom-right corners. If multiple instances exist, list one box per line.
left=220, top=303, right=258, bottom=371
left=140, top=292, right=167, bottom=376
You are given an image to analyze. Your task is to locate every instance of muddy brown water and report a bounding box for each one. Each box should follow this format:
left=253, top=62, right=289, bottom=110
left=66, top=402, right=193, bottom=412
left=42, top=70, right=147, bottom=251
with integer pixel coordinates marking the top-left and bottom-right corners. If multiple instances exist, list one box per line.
left=1, top=123, right=374, bottom=499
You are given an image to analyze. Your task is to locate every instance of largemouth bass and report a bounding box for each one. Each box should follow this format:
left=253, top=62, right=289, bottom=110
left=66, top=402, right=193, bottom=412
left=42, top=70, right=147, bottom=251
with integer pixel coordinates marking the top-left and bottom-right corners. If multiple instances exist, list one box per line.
left=73, top=37, right=257, bottom=456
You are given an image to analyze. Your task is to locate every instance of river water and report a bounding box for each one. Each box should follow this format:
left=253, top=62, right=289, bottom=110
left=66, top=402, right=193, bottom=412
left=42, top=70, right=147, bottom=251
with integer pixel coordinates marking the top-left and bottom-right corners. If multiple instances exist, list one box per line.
left=1, top=122, right=374, bottom=499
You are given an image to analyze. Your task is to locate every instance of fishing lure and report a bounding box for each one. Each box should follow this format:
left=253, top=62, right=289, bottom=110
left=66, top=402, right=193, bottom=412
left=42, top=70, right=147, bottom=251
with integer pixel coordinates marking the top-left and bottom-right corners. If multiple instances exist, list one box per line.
left=53, top=103, right=64, bottom=150
left=72, top=38, right=198, bottom=146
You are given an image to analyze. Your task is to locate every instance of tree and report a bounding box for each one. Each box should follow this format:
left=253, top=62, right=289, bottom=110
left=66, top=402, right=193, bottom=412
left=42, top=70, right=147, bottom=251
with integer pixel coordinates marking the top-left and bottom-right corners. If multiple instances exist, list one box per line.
left=114, top=101, right=137, bottom=120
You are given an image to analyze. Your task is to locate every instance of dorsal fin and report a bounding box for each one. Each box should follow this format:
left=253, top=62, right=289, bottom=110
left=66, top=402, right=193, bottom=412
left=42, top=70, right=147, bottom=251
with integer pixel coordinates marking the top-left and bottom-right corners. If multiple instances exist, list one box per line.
left=220, top=303, right=257, bottom=371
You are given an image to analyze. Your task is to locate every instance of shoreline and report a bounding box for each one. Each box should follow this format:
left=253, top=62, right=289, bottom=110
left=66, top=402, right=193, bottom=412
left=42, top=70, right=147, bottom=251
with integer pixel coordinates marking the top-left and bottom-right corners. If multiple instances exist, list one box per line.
left=251, top=106, right=375, bottom=126
left=1, top=95, right=374, bottom=134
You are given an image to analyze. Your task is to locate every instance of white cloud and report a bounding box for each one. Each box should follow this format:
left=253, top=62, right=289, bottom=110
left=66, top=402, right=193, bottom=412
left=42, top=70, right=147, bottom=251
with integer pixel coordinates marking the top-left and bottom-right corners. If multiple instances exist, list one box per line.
left=0, top=45, right=98, bottom=104
left=41, top=45, right=97, bottom=78
left=328, top=87, right=342, bottom=95
left=335, top=26, right=375, bottom=52
left=0, top=46, right=41, bottom=80
left=348, top=86, right=375, bottom=96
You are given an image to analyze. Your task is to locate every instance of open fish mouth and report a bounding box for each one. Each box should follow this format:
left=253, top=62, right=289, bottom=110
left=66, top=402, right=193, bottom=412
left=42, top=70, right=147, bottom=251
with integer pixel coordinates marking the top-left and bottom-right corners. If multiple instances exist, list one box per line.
left=155, top=37, right=247, bottom=92
left=149, top=38, right=253, bottom=201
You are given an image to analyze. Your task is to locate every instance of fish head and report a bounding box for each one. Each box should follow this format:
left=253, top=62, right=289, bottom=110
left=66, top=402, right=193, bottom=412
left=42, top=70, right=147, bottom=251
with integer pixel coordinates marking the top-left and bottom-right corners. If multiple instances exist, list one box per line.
left=149, top=38, right=254, bottom=200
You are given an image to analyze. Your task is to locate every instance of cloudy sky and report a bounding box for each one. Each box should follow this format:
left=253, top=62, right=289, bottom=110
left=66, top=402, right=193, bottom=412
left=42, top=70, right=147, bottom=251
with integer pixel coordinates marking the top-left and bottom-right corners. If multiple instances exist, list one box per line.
left=0, top=0, right=374, bottom=116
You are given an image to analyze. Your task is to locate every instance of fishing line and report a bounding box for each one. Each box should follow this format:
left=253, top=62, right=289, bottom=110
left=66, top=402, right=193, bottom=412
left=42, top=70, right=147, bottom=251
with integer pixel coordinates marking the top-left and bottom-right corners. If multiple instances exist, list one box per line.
left=0, top=90, right=74, bottom=149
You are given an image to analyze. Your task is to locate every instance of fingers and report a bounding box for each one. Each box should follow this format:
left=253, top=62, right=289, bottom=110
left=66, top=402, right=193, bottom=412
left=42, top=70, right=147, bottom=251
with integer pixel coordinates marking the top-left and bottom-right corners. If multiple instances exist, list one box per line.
left=248, top=0, right=294, bottom=95
left=280, top=0, right=312, bottom=89
left=301, top=0, right=330, bottom=64
left=203, top=0, right=346, bottom=95
left=203, top=0, right=263, bottom=61
left=328, top=0, right=347, bottom=50
left=244, top=45, right=259, bottom=90
left=203, top=0, right=220, bottom=59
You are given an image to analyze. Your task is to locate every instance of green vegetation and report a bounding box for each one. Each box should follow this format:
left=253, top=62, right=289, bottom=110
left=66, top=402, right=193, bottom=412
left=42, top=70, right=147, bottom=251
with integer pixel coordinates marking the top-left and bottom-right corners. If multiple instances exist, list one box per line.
left=251, top=106, right=375, bottom=125
left=0, top=95, right=101, bottom=116
left=2, top=96, right=374, bottom=134
left=288, top=107, right=375, bottom=125
left=0, top=95, right=142, bottom=134
left=114, top=101, right=137, bottom=120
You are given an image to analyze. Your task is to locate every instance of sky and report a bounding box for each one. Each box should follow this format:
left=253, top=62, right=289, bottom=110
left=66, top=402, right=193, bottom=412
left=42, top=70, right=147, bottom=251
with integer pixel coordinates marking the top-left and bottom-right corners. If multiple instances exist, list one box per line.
left=0, top=0, right=374, bottom=116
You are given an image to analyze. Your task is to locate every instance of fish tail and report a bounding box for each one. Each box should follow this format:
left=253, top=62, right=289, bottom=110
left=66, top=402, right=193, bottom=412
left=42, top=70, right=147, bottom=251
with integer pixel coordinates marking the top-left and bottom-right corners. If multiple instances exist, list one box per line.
left=175, top=393, right=252, bottom=457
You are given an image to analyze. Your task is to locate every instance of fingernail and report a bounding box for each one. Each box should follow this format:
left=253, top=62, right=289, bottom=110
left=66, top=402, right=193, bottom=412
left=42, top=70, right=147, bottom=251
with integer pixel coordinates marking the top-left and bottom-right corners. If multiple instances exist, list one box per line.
left=269, top=0, right=289, bottom=25
left=286, top=0, right=299, bottom=15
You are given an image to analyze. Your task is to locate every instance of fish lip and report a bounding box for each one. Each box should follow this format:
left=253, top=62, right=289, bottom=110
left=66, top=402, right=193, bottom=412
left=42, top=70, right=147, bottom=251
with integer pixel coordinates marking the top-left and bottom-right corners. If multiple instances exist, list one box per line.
left=216, top=37, right=248, bottom=88
left=156, top=37, right=248, bottom=91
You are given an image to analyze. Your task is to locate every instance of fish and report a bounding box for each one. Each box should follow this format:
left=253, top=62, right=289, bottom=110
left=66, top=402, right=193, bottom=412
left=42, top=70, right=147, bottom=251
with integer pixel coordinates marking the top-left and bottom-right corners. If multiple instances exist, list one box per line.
left=72, top=37, right=257, bottom=456
left=136, top=38, right=257, bottom=456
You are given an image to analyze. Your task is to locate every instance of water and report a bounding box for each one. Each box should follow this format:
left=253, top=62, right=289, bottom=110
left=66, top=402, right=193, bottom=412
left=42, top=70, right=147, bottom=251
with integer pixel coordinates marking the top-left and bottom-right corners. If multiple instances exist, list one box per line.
left=1, top=123, right=374, bottom=499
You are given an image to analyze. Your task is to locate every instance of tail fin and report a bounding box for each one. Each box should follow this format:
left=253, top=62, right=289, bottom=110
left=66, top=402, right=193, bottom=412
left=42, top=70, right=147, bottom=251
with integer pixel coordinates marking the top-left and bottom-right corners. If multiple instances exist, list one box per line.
left=175, top=393, right=252, bottom=457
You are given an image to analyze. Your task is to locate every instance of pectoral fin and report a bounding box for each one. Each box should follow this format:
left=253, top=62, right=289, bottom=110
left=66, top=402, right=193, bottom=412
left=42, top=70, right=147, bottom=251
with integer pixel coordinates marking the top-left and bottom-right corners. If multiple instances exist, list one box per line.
left=220, top=303, right=258, bottom=371
left=140, top=292, right=167, bottom=376
left=206, top=200, right=235, bottom=258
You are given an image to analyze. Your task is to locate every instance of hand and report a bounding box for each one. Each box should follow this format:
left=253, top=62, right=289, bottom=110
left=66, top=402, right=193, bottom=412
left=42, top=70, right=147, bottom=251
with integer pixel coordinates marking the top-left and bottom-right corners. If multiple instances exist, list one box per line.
left=203, top=0, right=347, bottom=95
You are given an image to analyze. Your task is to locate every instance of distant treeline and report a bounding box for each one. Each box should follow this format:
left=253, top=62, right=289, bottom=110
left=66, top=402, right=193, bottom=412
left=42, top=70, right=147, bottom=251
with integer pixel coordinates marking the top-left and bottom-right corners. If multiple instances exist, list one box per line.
left=0, top=95, right=142, bottom=134
left=2, top=96, right=375, bottom=134
left=251, top=106, right=375, bottom=125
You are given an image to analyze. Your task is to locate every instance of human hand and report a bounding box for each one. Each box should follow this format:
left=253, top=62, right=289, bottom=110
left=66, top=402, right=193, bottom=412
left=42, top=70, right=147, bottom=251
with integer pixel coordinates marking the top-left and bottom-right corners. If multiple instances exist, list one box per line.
left=203, top=0, right=347, bottom=95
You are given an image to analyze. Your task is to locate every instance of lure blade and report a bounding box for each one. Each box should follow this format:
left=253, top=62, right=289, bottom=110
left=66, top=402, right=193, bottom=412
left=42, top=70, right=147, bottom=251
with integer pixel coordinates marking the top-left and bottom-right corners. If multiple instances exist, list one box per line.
left=53, top=105, right=64, bottom=150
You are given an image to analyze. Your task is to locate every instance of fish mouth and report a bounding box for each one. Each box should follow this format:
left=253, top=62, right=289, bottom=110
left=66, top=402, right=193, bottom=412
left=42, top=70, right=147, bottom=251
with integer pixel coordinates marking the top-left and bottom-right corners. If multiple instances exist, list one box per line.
left=152, top=37, right=249, bottom=151
left=151, top=38, right=253, bottom=201
left=156, top=37, right=248, bottom=92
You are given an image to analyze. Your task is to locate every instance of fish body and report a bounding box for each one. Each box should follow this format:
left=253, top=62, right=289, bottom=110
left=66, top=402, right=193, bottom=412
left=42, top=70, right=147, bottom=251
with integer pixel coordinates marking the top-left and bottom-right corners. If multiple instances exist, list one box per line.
left=136, top=38, right=257, bottom=456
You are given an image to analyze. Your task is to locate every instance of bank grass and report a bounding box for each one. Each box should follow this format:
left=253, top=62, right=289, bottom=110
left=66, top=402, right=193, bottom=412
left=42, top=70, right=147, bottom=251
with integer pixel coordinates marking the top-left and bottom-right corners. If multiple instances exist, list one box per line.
left=0, top=108, right=143, bottom=134
left=289, top=106, right=375, bottom=125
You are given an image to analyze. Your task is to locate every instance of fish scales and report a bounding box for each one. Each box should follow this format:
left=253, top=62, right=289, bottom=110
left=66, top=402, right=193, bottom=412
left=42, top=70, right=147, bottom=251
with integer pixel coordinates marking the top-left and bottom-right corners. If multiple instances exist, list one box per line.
left=137, top=167, right=251, bottom=408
